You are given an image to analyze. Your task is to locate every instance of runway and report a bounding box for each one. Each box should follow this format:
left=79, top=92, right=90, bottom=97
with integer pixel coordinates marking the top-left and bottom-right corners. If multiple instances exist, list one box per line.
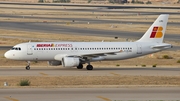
left=1, top=14, right=180, bottom=26
left=0, top=21, right=180, bottom=42
left=1, top=6, right=180, bottom=15
left=0, top=87, right=180, bottom=101
left=0, top=67, right=180, bottom=76
left=1, top=1, right=180, bottom=9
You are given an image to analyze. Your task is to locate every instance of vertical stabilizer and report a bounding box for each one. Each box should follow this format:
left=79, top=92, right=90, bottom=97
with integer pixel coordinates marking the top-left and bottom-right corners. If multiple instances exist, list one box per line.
left=137, top=14, right=169, bottom=43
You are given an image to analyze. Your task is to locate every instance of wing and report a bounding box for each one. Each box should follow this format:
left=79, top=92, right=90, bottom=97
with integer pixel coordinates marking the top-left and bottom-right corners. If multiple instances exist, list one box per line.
left=79, top=50, right=123, bottom=58
left=54, top=50, right=123, bottom=62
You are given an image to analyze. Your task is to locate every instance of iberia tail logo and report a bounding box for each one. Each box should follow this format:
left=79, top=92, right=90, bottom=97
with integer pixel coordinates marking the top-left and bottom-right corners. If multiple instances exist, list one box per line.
left=150, top=26, right=163, bottom=38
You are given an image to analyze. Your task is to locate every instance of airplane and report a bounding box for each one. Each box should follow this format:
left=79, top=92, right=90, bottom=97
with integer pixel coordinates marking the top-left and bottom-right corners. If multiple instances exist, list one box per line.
left=4, top=14, right=172, bottom=70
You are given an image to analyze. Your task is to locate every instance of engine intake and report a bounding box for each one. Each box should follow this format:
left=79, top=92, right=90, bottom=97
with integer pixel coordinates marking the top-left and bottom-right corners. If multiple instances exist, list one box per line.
left=62, top=57, right=80, bottom=67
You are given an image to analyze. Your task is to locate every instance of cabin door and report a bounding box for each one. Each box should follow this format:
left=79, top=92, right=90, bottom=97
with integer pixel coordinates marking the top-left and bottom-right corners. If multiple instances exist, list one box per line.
left=27, top=44, right=33, bottom=55
left=137, top=44, right=142, bottom=54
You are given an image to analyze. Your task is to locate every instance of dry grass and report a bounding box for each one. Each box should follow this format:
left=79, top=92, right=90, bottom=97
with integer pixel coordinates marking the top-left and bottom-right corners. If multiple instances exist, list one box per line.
left=0, top=76, right=180, bottom=87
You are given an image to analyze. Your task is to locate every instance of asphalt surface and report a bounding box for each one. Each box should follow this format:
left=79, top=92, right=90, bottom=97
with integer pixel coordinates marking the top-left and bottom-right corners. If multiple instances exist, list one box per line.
left=0, top=67, right=180, bottom=76
left=1, top=2, right=180, bottom=9
left=1, top=14, right=180, bottom=26
left=0, top=87, right=180, bottom=101
left=0, top=21, right=180, bottom=42
left=1, top=6, right=180, bottom=15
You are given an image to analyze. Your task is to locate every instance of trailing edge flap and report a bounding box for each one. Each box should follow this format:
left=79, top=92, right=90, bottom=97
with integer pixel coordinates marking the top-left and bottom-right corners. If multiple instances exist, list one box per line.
left=151, top=44, right=172, bottom=49
left=81, top=50, right=123, bottom=57
left=67, top=50, right=123, bottom=58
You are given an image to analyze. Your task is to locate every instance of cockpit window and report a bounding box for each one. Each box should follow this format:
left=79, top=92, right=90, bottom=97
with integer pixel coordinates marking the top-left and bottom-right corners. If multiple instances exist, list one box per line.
left=11, top=47, right=21, bottom=50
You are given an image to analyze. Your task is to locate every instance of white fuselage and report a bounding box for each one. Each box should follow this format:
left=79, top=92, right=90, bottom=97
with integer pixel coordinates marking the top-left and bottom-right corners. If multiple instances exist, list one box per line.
left=4, top=42, right=166, bottom=61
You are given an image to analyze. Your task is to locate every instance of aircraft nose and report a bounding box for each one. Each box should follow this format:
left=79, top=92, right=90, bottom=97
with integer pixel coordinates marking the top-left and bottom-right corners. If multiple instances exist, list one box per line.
left=4, top=51, right=11, bottom=59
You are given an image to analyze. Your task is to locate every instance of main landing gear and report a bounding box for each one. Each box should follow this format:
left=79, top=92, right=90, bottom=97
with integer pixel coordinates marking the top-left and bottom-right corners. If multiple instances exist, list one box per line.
left=77, top=64, right=83, bottom=69
left=76, top=63, right=93, bottom=70
left=86, top=65, right=93, bottom=70
left=26, top=61, right=30, bottom=70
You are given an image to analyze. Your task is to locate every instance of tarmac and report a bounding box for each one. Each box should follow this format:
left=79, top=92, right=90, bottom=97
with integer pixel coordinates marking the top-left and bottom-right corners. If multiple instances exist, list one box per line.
left=0, top=87, right=180, bottom=101
left=0, top=67, right=180, bottom=76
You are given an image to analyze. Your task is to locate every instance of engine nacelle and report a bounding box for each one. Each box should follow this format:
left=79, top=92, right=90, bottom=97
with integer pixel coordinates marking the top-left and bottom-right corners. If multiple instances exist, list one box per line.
left=48, top=61, right=61, bottom=66
left=62, top=57, right=80, bottom=67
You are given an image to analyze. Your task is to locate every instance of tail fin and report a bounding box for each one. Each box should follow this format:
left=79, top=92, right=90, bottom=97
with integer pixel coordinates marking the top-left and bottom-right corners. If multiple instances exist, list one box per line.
left=137, top=14, right=169, bottom=43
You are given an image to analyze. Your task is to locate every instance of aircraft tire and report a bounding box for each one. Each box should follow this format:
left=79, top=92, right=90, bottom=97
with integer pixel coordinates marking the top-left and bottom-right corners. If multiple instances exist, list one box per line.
left=86, top=65, right=93, bottom=70
left=26, top=66, right=30, bottom=70
left=77, top=64, right=83, bottom=69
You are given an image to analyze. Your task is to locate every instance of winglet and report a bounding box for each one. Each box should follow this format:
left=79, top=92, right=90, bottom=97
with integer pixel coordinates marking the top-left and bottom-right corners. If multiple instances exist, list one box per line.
left=137, top=14, right=169, bottom=43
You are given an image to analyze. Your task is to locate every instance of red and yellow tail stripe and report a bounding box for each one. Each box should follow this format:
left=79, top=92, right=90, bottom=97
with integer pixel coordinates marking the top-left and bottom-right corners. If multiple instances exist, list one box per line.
left=150, top=26, right=163, bottom=38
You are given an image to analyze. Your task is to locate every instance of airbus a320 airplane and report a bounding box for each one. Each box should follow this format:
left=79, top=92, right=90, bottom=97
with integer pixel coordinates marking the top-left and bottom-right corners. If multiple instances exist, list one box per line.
left=4, top=14, right=172, bottom=70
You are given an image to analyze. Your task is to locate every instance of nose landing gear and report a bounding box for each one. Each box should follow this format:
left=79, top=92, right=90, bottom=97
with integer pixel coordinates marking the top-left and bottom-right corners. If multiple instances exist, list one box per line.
left=26, top=61, right=30, bottom=70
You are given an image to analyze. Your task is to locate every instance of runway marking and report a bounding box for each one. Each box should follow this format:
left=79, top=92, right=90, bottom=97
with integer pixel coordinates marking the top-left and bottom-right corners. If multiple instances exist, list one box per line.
left=39, top=72, right=48, bottom=76
left=4, top=96, right=19, bottom=101
left=110, top=72, right=120, bottom=76
left=97, top=96, right=112, bottom=101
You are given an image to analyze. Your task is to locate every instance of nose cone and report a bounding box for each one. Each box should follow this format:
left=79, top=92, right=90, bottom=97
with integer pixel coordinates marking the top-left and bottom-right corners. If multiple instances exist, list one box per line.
left=4, top=51, right=11, bottom=59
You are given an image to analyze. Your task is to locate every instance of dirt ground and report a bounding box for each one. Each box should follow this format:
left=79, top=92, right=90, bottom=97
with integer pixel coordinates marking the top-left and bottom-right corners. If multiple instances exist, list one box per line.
left=0, top=75, right=180, bottom=87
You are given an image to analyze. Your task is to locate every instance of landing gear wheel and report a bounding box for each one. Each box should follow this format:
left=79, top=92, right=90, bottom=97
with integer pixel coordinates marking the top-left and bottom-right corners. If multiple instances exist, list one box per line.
left=26, top=66, right=30, bottom=70
left=25, top=61, right=31, bottom=70
left=77, top=64, right=83, bottom=69
left=86, top=65, right=93, bottom=70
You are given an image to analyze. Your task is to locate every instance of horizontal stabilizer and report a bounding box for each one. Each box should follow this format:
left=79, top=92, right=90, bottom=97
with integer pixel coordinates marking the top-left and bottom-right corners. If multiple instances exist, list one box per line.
left=151, top=44, right=172, bottom=49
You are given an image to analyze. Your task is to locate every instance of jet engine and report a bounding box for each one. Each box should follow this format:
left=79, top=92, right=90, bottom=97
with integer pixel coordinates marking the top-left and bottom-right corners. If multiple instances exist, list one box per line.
left=62, top=57, right=80, bottom=67
left=48, top=61, right=61, bottom=66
